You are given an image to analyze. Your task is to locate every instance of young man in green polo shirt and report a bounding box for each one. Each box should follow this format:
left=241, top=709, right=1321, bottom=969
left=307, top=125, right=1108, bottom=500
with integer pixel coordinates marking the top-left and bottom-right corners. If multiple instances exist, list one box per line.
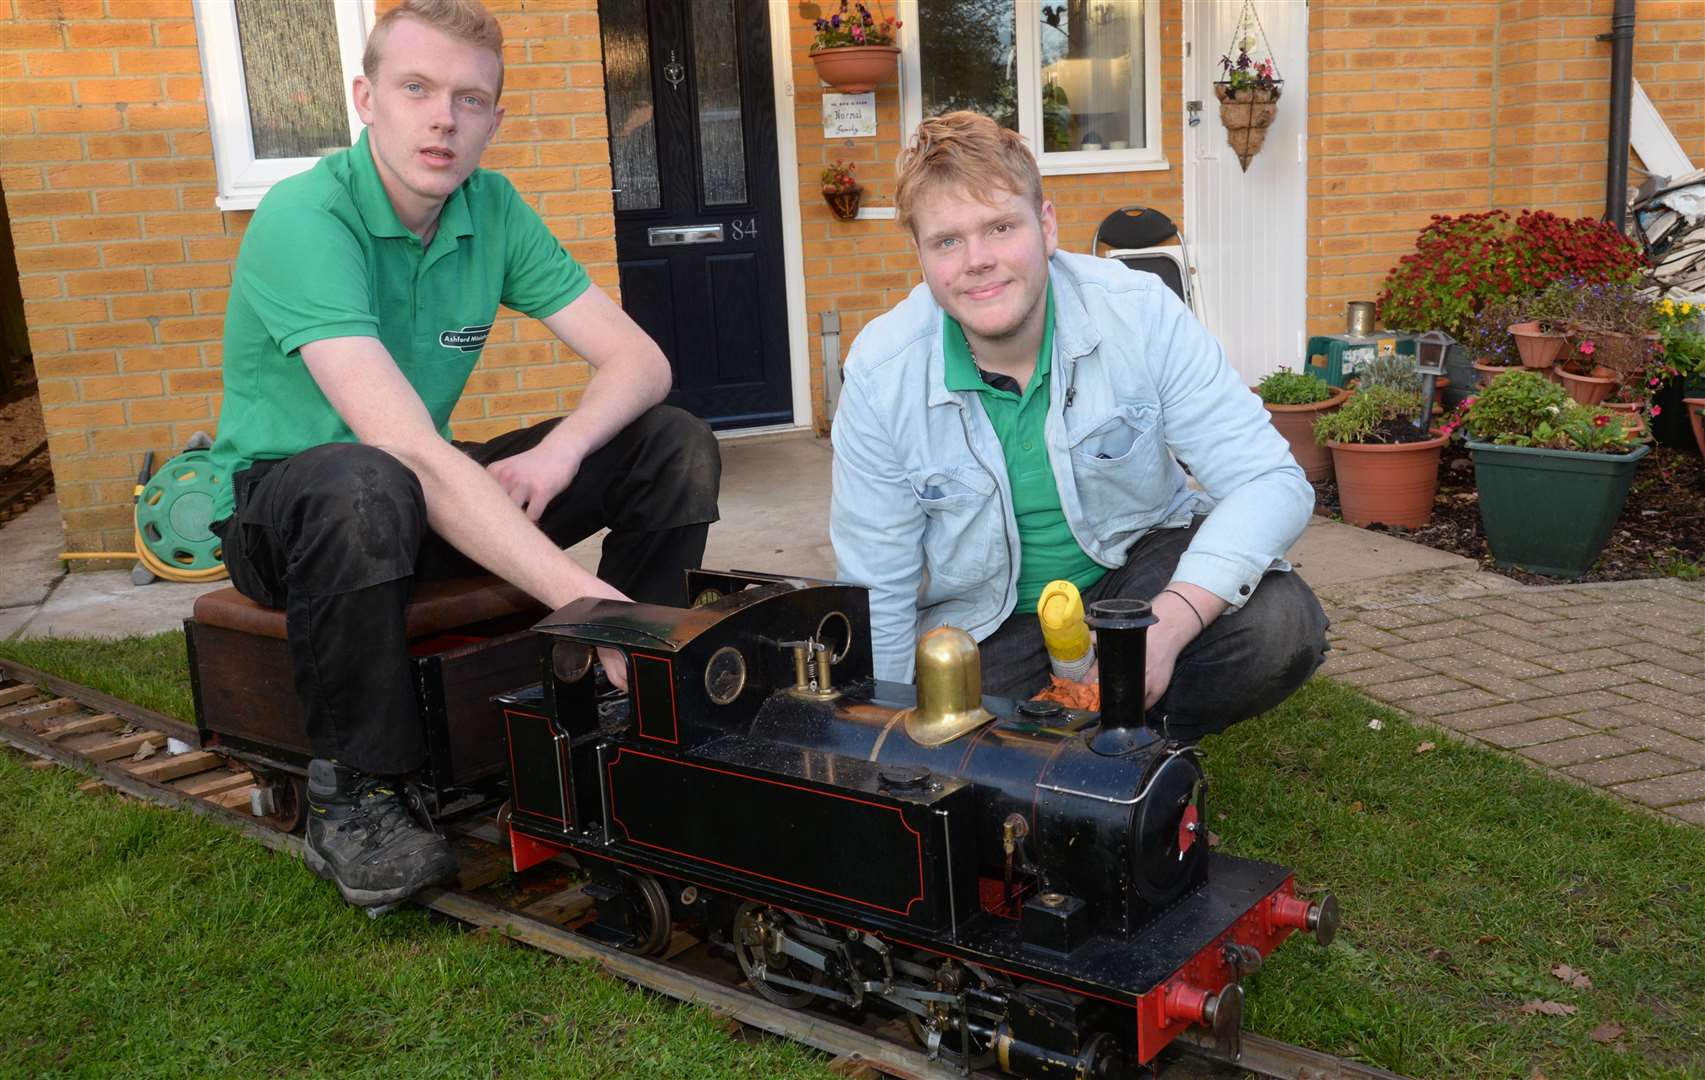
left=209, top=0, right=720, bottom=909
left=831, top=112, right=1327, bottom=742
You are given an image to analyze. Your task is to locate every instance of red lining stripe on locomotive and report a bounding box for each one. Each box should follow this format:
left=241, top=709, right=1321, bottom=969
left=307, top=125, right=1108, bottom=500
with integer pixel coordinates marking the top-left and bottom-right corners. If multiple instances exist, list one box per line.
left=503, top=707, right=569, bottom=826
left=605, top=747, right=927, bottom=917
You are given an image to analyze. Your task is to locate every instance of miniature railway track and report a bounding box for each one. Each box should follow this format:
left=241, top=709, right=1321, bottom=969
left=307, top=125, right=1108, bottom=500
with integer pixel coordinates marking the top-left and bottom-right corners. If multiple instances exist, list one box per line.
left=0, top=661, right=1409, bottom=1080
left=0, top=441, right=53, bottom=527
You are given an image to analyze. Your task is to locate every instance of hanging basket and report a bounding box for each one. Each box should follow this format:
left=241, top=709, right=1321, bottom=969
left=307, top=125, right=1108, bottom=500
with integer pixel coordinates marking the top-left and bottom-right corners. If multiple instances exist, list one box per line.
left=808, top=45, right=899, bottom=94
left=823, top=186, right=862, bottom=221
left=1214, top=82, right=1282, bottom=171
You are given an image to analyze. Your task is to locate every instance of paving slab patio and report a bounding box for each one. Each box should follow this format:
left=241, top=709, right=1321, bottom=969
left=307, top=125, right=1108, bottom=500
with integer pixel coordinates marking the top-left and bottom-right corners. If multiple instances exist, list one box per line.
left=1316, top=572, right=1705, bottom=826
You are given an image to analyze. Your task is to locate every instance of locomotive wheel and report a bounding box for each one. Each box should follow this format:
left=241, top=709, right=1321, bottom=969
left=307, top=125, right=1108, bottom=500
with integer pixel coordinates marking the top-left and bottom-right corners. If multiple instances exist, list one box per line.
left=616, top=870, right=673, bottom=956
left=252, top=769, right=306, bottom=834
left=1077, top=1032, right=1129, bottom=1079
left=904, top=957, right=1002, bottom=1070
left=493, top=800, right=514, bottom=848
left=731, top=903, right=825, bottom=1009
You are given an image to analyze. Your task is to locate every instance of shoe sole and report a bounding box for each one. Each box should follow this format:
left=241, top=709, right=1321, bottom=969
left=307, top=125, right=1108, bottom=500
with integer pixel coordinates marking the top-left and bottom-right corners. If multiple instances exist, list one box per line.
left=303, top=843, right=457, bottom=910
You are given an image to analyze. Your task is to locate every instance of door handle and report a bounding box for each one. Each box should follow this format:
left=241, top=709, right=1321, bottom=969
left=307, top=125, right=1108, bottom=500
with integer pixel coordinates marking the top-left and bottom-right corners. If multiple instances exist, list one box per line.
left=648, top=224, right=724, bottom=246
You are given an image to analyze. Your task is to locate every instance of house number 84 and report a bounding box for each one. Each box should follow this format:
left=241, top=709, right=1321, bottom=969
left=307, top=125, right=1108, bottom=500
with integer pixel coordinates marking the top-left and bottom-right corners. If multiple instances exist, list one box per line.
left=731, top=218, right=758, bottom=240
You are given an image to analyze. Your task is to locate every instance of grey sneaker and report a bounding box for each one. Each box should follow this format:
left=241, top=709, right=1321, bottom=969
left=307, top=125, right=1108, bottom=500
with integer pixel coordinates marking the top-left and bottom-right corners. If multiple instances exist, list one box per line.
left=304, top=759, right=457, bottom=908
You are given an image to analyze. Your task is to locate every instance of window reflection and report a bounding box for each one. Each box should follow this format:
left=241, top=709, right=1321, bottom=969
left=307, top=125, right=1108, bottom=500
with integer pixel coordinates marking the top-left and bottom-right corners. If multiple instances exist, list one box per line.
left=692, top=0, right=748, bottom=205
left=919, top=0, right=1017, bottom=129
left=1039, top=0, right=1145, bottom=152
left=234, top=0, right=350, bottom=159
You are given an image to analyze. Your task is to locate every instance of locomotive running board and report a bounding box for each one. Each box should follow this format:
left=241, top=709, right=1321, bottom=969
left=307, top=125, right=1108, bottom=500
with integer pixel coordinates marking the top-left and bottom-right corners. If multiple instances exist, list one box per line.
left=1, top=668, right=1414, bottom=1080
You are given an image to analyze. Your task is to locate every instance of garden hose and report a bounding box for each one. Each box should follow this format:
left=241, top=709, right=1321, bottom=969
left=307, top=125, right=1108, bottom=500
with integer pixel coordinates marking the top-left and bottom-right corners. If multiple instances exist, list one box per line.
left=58, top=447, right=230, bottom=584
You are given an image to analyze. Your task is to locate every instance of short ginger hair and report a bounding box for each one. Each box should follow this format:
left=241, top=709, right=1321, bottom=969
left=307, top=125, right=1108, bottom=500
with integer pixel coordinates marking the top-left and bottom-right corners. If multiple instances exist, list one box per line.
left=363, top=0, right=506, bottom=98
left=894, top=111, right=1044, bottom=233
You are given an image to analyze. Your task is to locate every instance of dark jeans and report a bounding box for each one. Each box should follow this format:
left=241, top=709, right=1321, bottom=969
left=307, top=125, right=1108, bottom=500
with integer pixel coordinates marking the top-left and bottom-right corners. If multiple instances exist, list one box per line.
left=213, top=405, right=721, bottom=775
left=979, top=517, right=1329, bottom=741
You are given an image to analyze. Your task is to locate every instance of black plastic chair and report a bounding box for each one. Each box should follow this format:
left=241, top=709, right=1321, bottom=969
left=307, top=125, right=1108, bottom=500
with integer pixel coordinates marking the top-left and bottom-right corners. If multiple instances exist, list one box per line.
left=1090, top=206, right=1204, bottom=325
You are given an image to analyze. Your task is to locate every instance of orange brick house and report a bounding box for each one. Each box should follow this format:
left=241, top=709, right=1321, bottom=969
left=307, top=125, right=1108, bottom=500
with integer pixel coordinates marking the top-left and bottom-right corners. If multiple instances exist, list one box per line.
left=1, top=0, right=1700, bottom=558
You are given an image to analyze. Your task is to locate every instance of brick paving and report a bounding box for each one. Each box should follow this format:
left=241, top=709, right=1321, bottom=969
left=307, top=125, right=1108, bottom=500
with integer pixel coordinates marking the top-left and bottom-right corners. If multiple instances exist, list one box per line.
left=1315, top=569, right=1705, bottom=826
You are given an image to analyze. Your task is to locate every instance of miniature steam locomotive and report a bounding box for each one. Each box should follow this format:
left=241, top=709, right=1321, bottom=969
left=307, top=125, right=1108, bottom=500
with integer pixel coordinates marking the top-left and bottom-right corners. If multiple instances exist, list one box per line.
left=499, top=570, right=1339, bottom=1077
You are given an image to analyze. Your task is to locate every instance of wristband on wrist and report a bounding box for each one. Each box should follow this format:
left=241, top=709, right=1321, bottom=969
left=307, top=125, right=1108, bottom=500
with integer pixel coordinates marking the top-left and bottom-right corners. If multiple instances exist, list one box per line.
left=1160, top=587, right=1206, bottom=633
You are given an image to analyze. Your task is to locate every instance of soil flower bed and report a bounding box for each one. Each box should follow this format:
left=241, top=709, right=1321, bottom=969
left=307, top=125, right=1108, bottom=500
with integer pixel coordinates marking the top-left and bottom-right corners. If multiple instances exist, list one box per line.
left=1311, top=444, right=1705, bottom=585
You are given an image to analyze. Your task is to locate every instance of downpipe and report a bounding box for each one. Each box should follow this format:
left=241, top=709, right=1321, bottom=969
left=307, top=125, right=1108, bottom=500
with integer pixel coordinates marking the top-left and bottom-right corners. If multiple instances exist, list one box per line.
left=1600, top=0, right=1636, bottom=230
left=820, top=310, right=843, bottom=422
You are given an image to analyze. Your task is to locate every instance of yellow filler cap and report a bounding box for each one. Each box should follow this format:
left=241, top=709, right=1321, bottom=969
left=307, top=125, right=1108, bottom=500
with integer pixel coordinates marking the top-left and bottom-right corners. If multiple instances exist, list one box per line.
left=1038, top=580, right=1091, bottom=663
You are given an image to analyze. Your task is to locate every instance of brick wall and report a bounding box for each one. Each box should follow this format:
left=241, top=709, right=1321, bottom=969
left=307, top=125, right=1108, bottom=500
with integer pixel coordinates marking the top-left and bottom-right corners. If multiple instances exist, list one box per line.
left=0, top=0, right=610, bottom=557
left=1308, top=0, right=1705, bottom=339
left=789, top=0, right=1186, bottom=434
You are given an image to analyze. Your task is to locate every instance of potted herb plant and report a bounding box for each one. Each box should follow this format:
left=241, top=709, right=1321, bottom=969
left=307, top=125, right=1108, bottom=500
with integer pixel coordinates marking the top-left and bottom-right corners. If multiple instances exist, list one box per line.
left=809, top=1, right=901, bottom=94
left=1458, top=369, right=1650, bottom=577
left=1314, top=385, right=1449, bottom=528
left=821, top=160, right=862, bottom=221
left=1253, top=367, right=1348, bottom=482
left=1214, top=36, right=1281, bottom=171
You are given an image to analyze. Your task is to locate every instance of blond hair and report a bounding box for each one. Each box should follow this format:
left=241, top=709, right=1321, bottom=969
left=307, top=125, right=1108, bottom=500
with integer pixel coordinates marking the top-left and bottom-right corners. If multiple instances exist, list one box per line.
left=364, top=0, right=506, bottom=98
left=894, top=112, right=1043, bottom=233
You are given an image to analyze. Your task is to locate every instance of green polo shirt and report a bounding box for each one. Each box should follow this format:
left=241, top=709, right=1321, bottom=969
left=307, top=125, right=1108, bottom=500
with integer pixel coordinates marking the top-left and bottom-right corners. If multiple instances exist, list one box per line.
left=942, top=288, right=1104, bottom=612
left=209, top=127, right=590, bottom=520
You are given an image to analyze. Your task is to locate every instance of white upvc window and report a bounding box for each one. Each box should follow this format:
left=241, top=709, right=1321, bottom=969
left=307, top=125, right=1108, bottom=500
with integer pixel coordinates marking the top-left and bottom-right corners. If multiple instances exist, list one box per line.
left=193, top=0, right=375, bottom=211
left=899, top=0, right=1166, bottom=176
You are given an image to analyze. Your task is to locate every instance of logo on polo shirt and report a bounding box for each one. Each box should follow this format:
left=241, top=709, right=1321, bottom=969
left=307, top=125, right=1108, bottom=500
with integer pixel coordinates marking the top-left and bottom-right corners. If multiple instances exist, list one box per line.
left=439, top=323, right=493, bottom=352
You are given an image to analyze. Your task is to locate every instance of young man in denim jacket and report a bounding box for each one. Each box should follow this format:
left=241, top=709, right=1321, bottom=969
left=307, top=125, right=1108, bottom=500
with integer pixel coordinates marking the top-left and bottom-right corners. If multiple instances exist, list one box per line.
left=830, top=112, right=1327, bottom=741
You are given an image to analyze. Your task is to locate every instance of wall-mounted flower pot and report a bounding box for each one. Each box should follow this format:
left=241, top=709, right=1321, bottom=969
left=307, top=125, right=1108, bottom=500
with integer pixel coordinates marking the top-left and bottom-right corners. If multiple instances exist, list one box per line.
left=1326, top=430, right=1449, bottom=528
left=809, top=45, right=899, bottom=94
left=1508, top=322, right=1566, bottom=369
left=1556, top=364, right=1618, bottom=405
left=1257, top=385, right=1351, bottom=483
left=823, top=187, right=862, bottom=221
left=1467, top=439, right=1650, bottom=577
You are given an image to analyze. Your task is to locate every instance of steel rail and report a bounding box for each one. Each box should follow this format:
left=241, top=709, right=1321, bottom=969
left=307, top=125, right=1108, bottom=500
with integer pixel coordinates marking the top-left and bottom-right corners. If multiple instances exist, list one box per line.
left=1, top=671, right=1414, bottom=1080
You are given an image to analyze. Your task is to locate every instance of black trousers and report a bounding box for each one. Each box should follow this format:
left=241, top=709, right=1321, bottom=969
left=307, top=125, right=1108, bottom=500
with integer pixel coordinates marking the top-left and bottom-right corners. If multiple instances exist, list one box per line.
left=213, top=405, right=721, bottom=775
left=978, top=517, right=1329, bottom=742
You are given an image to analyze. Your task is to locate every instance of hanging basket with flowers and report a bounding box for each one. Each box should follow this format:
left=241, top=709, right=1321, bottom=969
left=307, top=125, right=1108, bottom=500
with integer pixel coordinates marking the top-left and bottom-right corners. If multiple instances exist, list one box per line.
left=1214, top=0, right=1282, bottom=172
left=809, top=1, right=901, bottom=94
left=821, top=160, right=862, bottom=221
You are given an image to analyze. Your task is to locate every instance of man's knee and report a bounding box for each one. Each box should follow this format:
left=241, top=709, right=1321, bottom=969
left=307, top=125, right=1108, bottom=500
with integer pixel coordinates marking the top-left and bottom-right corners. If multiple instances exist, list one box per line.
left=632, top=405, right=721, bottom=513
left=274, top=444, right=427, bottom=581
left=1242, top=572, right=1329, bottom=684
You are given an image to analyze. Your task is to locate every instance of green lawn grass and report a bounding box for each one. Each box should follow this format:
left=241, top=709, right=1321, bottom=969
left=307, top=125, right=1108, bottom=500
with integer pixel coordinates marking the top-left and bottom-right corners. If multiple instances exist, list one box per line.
left=2, top=634, right=1702, bottom=1078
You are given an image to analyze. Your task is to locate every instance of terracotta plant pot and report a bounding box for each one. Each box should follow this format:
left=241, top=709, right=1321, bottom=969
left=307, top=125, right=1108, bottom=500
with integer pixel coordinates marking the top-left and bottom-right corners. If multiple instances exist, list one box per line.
left=1326, top=430, right=1450, bottom=529
left=1556, top=364, right=1619, bottom=405
left=1472, top=357, right=1516, bottom=388
left=808, top=45, right=899, bottom=94
left=1508, top=322, right=1566, bottom=370
left=1256, top=385, right=1351, bottom=483
left=823, top=186, right=862, bottom=221
left=1685, top=397, right=1705, bottom=459
left=1601, top=400, right=1648, bottom=438
left=1213, top=82, right=1282, bottom=171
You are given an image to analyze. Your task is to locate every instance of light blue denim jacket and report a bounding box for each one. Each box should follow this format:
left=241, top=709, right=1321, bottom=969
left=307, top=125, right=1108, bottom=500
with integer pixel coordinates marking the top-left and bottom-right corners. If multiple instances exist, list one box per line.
left=830, top=251, right=1313, bottom=683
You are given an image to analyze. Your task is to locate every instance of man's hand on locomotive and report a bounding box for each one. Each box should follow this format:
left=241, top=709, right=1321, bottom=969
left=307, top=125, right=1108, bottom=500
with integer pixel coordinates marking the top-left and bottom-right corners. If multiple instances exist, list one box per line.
left=1081, top=584, right=1229, bottom=709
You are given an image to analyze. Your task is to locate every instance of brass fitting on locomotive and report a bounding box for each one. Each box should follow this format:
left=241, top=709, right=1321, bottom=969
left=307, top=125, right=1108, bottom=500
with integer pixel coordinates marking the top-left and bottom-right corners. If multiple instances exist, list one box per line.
left=901, top=626, right=993, bottom=747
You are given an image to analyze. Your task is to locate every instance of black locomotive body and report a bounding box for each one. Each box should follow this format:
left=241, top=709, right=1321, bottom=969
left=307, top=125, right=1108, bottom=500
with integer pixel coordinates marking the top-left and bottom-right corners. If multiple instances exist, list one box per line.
left=502, top=571, right=1336, bottom=1076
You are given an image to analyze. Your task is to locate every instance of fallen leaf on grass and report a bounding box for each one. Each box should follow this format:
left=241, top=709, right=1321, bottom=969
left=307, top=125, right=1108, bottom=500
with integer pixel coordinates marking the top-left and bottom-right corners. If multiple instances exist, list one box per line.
left=1589, top=1022, right=1624, bottom=1043
left=1207, top=831, right=1221, bottom=848
left=131, top=739, right=158, bottom=762
left=1551, top=963, right=1593, bottom=990
left=1415, top=741, right=1436, bottom=754
left=1475, top=934, right=1501, bottom=946
left=1424, top=947, right=1454, bottom=965
left=1519, top=1000, right=1578, bottom=1016
left=1367, top=718, right=1384, bottom=731
left=1350, top=800, right=1365, bottom=813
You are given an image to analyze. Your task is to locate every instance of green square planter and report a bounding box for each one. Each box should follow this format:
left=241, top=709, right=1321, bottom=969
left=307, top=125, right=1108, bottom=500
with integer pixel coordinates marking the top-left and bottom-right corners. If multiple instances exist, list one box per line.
left=1467, top=439, right=1651, bottom=577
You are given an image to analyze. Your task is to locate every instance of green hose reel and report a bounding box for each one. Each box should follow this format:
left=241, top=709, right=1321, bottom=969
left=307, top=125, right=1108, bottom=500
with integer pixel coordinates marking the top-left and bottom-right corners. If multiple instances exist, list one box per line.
left=134, top=449, right=227, bottom=575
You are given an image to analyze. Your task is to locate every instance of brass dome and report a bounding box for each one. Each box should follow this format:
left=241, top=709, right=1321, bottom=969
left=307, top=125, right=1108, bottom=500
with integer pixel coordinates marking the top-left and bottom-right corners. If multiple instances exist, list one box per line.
left=900, top=626, right=992, bottom=747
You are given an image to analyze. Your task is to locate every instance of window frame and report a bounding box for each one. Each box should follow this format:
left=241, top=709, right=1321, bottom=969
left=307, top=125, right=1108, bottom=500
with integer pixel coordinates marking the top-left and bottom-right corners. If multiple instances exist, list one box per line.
left=193, top=0, right=375, bottom=211
left=897, top=0, right=1167, bottom=176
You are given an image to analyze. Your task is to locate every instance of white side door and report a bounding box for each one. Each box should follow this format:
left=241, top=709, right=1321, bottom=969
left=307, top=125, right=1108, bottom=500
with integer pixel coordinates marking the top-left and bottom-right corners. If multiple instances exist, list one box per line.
left=1184, top=0, right=1309, bottom=385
